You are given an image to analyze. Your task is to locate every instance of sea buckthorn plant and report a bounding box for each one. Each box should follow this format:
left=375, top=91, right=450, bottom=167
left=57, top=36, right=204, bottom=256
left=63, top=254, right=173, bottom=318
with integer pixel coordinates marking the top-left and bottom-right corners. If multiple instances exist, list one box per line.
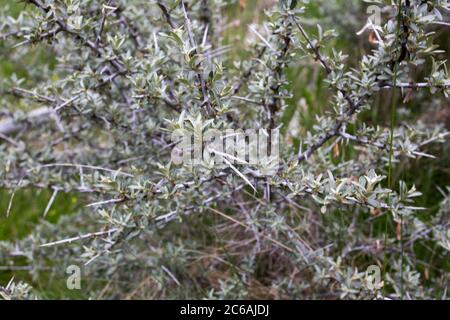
left=0, top=0, right=449, bottom=299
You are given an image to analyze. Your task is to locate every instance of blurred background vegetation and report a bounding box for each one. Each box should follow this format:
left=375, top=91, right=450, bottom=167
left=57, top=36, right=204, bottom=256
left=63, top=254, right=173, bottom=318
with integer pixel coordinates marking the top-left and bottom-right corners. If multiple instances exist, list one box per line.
left=0, top=0, right=449, bottom=298
left=0, top=0, right=82, bottom=298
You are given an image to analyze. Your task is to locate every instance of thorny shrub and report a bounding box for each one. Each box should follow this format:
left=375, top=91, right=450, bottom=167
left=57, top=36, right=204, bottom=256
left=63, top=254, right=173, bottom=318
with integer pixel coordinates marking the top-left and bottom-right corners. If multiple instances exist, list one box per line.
left=0, top=0, right=449, bottom=299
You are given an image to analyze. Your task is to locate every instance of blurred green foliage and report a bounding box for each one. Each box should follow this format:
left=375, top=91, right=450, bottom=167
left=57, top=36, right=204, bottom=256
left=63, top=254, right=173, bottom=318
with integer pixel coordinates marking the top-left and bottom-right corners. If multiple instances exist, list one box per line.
left=0, top=0, right=77, bottom=243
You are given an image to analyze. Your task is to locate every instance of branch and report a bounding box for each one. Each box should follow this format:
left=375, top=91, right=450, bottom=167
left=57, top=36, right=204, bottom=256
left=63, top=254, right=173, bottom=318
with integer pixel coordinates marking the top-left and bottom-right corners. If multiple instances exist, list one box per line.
left=180, top=1, right=215, bottom=117
left=0, top=107, right=52, bottom=135
left=27, top=0, right=125, bottom=73
left=157, top=1, right=176, bottom=29
left=339, top=131, right=438, bottom=159
left=380, top=82, right=450, bottom=89
left=0, top=71, right=124, bottom=135
left=39, top=228, right=119, bottom=247
left=294, top=13, right=449, bottom=163
left=95, top=0, right=113, bottom=46
left=11, top=28, right=62, bottom=48
left=232, top=46, right=267, bottom=95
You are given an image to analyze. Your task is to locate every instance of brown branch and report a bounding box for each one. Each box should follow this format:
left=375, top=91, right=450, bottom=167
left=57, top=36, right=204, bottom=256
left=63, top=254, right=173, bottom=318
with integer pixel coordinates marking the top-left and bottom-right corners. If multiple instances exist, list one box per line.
left=294, top=17, right=362, bottom=162
left=157, top=1, right=176, bottom=29
left=27, top=0, right=125, bottom=73
left=180, top=1, right=215, bottom=117
left=95, top=0, right=113, bottom=46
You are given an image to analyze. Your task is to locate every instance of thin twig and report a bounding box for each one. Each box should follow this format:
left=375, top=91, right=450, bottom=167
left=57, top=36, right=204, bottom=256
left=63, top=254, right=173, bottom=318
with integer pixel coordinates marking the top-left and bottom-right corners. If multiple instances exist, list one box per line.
left=96, top=1, right=113, bottom=46
left=29, top=163, right=134, bottom=177
left=180, top=1, right=215, bottom=117
left=43, top=187, right=59, bottom=217
left=157, top=1, right=176, bottom=29
left=39, top=228, right=119, bottom=247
